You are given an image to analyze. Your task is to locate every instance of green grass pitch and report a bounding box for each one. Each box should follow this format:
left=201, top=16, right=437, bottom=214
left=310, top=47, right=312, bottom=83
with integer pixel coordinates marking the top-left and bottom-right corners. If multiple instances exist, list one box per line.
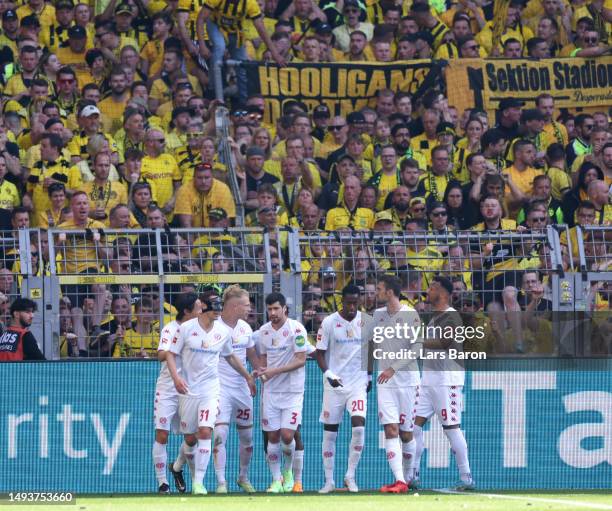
left=33, top=492, right=612, bottom=511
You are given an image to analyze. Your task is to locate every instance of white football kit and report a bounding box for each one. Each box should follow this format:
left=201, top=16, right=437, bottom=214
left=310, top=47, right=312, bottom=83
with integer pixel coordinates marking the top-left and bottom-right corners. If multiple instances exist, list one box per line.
left=154, top=320, right=181, bottom=432
left=373, top=305, right=422, bottom=432
left=216, top=318, right=255, bottom=427
left=416, top=307, right=465, bottom=426
left=258, top=318, right=308, bottom=431
left=317, top=311, right=368, bottom=425
left=169, top=318, right=233, bottom=433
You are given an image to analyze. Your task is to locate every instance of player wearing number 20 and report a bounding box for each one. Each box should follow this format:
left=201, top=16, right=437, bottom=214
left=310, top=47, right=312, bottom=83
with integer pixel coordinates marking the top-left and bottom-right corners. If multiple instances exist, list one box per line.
left=255, top=292, right=308, bottom=494
left=316, top=285, right=370, bottom=494
left=166, top=290, right=256, bottom=496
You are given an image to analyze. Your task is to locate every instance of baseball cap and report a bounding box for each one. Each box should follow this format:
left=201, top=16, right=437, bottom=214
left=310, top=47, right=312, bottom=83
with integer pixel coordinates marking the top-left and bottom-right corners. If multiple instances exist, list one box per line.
left=2, top=10, right=17, bottom=21
left=498, top=98, right=525, bottom=110
left=115, top=2, right=132, bottom=14
left=347, top=112, right=366, bottom=124
left=409, top=197, right=426, bottom=207
left=208, top=208, right=228, bottom=220
left=245, top=146, right=265, bottom=158
left=315, top=22, right=333, bottom=35
left=320, top=266, right=337, bottom=278
left=313, top=104, right=330, bottom=119
left=258, top=206, right=275, bottom=214
left=21, top=14, right=40, bottom=27
left=436, top=122, right=456, bottom=136
left=79, top=104, right=100, bottom=117
left=374, top=210, right=394, bottom=223
left=56, top=0, right=74, bottom=10
left=520, top=108, right=546, bottom=123
left=68, top=24, right=86, bottom=38
left=343, top=0, right=360, bottom=10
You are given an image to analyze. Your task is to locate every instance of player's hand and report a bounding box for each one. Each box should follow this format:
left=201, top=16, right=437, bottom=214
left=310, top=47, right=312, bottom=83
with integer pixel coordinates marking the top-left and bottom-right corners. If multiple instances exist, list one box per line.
left=246, top=375, right=257, bottom=396
left=366, top=375, right=373, bottom=393
left=258, top=367, right=277, bottom=382
left=174, top=377, right=189, bottom=394
left=377, top=367, right=395, bottom=384
left=324, top=369, right=343, bottom=387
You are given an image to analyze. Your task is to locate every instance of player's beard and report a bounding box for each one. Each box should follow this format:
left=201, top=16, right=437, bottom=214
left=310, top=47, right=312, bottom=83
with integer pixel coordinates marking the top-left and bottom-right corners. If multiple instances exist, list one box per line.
left=19, top=317, right=31, bottom=328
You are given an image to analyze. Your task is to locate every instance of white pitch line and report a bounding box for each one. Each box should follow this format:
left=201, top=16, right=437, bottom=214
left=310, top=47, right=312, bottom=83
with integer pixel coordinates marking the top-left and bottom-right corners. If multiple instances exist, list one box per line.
left=434, top=489, right=612, bottom=510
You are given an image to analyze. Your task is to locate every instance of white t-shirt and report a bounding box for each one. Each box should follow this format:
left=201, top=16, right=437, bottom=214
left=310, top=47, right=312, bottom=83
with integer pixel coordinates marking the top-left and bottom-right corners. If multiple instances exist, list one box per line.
left=373, top=305, right=421, bottom=388
left=422, top=307, right=465, bottom=386
left=257, top=318, right=308, bottom=394
left=317, top=311, right=367, bottom=389
left=169, top=317, right=233, bottom=397
left=217, top=317, right=254, bottom=389
left=155, top=320, right=182, bottom=394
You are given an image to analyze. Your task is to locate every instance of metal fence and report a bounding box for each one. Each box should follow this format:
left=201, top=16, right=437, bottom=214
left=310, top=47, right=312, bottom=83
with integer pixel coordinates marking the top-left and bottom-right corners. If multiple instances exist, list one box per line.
left=2, top=226, right=612, bottom=358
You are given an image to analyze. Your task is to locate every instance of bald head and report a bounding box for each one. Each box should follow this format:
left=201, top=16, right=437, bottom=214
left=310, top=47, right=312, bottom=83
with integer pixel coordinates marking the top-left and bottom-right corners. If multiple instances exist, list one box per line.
left=587, top=179, right=609, bottom=207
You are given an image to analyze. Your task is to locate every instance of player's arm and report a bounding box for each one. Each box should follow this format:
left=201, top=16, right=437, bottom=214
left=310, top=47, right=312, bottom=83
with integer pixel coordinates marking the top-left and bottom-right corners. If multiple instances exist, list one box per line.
left=165, top=351, right=188, bottom=394
left=252, top=17, right=286, bottom=66
left=316, top=349, right=343, bottom=388
left=224, top=353, right=257, bottom=396
left=423, top=313, right=460, bottom=350
left=260, top=351, right=306, bottom=381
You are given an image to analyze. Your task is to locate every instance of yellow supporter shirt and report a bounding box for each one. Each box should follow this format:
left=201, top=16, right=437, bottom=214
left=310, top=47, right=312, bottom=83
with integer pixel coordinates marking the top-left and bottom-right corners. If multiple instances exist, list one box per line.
left=371, top=171, right=400, bottom=211
left=0, top=180, right=20, bottom=210
left=98, top=95, right=129, bottom=135
left=16, top=3, right=56, bottom=28
left=542, top=121, right=568, bottom=150
left=35, top=208, right=63, bottom=229
left=476, top=22, right=534, bottom=55
left=112, top=328, right=159, bottom=357
left=67, top=131, right=119, bottom=162
left=27, top=159, right=82, bottom=215
left=40, top=23, right=71, bottom=52
left=410, top=134, right=438, bottom=166
left=324, top=204, right=374, bottom=231
left=174, top=178, right=236, bottom=227
left=56, top=218, right=106, bottom=274
left=55, top=47, right=92, bottom=89
left=141, top=153, right=181, bottom=209
left=178, top=0, right=208, bottom=40
left=505, top=165, right=543, bottom=196
left=140, top=39, right=165, bottom=77
left=150, top=75, right=202, bottom=106
left=81, top=181, right=129, bottom=223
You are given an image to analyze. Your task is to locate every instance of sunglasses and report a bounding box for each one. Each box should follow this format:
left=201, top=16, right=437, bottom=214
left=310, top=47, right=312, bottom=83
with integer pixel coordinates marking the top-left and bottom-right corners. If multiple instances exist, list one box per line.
left=431, top=211, right=447, bottom=217
left=583, top=124, right=594, bottom=129
left=148, top=138, right=165, bottom=143
left=233, top=111, right=248, bottom=117
left=412, top=206, right=425, bottom=212
left=58, top=78, right=75, bottom=84
left=531, top=217, right=547, bottom=222
left=583, top=37, right=598, bottom=43
left=465, top=44, right=479, bottom=50
left=328, top=125, right=345, bottom=131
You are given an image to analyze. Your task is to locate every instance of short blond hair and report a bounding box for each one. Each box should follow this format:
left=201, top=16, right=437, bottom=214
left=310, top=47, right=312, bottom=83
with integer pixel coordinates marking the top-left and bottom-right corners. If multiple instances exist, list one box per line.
left=222, top=284, right=249, bottom=304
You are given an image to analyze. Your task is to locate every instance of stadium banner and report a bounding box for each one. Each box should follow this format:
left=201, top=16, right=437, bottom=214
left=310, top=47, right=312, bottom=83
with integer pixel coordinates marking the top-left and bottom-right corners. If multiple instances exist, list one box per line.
left=0, top=361, right=610, bottom=493
left=243, top=61, right=444, bottom=123
left=445, top=57, right=612, bottom=115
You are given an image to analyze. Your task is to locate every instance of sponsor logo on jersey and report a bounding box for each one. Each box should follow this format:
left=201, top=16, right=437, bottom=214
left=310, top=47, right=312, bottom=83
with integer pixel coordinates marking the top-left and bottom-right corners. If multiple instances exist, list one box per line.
left=282, top=330, right=288, bottom=337
left=295, top=335, right=305, bottom=347
left=201, top=340, right=209, bottom=348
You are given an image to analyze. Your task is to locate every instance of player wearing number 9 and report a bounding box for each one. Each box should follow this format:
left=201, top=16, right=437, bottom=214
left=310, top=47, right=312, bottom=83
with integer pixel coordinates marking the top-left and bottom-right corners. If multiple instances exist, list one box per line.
left=316, top=284, right=370, bottom=494
left=166, top=288, right=256, bottom=496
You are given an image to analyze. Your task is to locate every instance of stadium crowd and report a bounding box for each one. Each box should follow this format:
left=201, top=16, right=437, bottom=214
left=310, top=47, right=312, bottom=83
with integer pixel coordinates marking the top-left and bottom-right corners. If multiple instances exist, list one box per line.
left=0, top=0, right=609, bottom=359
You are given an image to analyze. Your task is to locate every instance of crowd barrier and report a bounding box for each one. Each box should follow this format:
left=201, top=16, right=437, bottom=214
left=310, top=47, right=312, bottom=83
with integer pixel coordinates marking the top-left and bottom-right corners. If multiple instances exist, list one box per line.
left=0, top=360, right=610, bottom=493
left=0, top=227, right=611, bottom=357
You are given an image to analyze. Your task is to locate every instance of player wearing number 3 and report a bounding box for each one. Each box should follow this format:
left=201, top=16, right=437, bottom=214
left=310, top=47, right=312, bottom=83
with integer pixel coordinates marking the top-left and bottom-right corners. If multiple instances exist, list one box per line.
left=166, top=289, right=256, bottom=496
left=254, top=292, right=308, bottom=494
left=316, top=285, right=371, bottom=493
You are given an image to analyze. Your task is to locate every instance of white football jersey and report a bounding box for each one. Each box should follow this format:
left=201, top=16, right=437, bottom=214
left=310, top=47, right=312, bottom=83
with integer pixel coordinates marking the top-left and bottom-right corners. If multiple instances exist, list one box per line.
left=217, top=317, right=254, bottom=389
left=155, top=320, right=182, bottom=394
left=373, top=305, right=421, bottom=387
left=422, top=307, right=465, bottom=386
left=317, top=311, right=367, bottom=388
left=169, top=317, right=233, bottom=397
left=257, top=318, right=308, bottom=394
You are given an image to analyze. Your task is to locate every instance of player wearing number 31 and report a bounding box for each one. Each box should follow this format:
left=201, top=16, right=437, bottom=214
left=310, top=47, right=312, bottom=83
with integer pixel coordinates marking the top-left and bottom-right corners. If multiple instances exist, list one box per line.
left=166, top=288, right=256, bottom=496
left=316, top=284, right=371, bottom=494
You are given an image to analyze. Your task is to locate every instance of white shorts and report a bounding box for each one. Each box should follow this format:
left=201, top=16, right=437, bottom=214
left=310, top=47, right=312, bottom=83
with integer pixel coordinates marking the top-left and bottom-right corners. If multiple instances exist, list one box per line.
left=377, top=385, right=419, bottom=432
left=415, top=385, right=463, bottom=427
left=178, top=394, right=220, bottom=434
left=320, top=384, right=367, bottom=424
left=154, top=390, right=180, bottom=433
left=261, top=391, right=303, bottom=432
left=216, top=385, right=254, bottom=427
